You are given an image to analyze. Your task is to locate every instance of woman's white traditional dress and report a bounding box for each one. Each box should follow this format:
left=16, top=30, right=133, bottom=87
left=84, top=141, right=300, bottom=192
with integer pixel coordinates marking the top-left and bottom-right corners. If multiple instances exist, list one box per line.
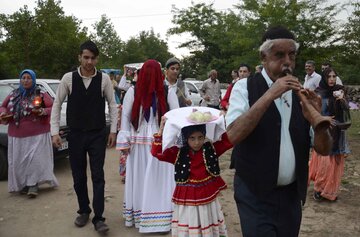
left=116, top=87, right=175, bottom=233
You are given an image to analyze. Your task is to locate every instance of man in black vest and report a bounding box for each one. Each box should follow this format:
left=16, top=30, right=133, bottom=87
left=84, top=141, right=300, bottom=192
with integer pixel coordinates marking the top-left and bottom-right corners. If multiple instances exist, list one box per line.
left=164, top=57, right=192, bottom=108
left=226, top=26, right=332, bottom=236
left=50, top=40, right=117, bottom=233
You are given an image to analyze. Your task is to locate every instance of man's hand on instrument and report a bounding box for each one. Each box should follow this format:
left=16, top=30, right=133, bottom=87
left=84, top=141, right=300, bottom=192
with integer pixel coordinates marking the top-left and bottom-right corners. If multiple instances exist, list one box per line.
left=267, top=75, right=301, bottom=100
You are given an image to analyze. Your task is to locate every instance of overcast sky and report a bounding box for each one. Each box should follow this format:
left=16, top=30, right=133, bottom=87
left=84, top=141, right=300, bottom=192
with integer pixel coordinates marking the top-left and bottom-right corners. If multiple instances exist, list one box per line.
left=1, top=0, right=354, bottom=58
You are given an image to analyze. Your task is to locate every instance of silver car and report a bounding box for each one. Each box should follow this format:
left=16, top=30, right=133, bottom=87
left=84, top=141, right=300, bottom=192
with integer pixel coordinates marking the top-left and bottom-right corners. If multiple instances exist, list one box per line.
left=0, top=83, right=16, bottom=179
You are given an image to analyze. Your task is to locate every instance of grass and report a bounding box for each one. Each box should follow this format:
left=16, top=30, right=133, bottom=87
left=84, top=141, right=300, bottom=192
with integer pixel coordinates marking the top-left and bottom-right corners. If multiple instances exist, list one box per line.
left=347, top=110, right=360, bottom=137
left=340, top=110, right=360, bottom=195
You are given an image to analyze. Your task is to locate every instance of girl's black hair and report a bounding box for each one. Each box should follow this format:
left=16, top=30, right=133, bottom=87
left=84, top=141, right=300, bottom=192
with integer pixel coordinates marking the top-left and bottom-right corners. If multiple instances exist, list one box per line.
left=181, top=124, right=206, bottom=146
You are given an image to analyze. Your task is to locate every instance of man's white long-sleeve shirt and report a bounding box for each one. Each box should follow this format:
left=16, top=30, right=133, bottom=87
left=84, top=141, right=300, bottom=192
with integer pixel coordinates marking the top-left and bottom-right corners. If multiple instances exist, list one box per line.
left=50, top=67, right=118, bottom=135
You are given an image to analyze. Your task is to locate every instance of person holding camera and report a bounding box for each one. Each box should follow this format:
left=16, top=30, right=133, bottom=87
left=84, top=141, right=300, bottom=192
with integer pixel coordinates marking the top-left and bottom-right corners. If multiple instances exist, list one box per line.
left=309, top=67, right=351, bottom=201
left=118, top=66, right=136, bottom=92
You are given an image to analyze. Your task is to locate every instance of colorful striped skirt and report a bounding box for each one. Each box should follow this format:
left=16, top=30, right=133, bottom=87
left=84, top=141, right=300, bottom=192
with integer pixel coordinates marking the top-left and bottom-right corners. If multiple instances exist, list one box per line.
left=171, top=198, right=227, bottom=237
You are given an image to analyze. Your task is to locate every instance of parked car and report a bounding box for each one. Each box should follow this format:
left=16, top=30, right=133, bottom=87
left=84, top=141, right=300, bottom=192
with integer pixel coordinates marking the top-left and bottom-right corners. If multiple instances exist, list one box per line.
left=183, top=79, right=204, bottom=106
left=0, top=79, right=70, bottom=180
left=0, top=83, right=16, bottom=179
left=184, top=79, right=228, bottom=106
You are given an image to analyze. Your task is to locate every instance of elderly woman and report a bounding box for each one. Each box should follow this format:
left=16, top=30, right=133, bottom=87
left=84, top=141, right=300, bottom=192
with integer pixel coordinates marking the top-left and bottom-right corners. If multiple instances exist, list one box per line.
left=0, top=69, right=58, bottom=198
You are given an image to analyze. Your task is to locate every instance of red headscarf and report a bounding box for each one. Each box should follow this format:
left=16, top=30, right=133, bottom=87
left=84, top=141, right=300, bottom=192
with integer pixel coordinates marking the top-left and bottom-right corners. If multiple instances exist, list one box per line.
left=131, top=59, right=167, bottom=130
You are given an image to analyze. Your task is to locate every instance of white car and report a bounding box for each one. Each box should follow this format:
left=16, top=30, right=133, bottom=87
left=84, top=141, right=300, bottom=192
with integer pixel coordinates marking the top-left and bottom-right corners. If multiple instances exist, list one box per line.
left=184, top=79, right=228, bottom=106
left=183, top=79, right=204, bottom=106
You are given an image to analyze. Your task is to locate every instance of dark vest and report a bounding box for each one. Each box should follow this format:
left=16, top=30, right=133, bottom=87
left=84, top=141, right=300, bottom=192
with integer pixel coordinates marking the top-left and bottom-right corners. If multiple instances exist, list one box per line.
left=66, top=71, right=105, bottom=131
left=164, top=79, right=187, bottom=108
left=232, top=73, right=311, bottom=203
left=175, top=142, right=220, bottom=183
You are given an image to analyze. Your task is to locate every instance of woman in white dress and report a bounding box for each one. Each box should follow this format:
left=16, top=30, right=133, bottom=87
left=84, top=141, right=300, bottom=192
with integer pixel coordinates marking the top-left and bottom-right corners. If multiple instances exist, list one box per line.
left=116, top=59, right=175, bottom=233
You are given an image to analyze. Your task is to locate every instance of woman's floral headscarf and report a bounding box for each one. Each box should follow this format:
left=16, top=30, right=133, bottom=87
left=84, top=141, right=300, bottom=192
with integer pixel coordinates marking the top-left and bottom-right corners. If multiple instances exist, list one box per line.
left=19, top=69, right=37, bottom=96
left=11, top=69, right=37, bottom=125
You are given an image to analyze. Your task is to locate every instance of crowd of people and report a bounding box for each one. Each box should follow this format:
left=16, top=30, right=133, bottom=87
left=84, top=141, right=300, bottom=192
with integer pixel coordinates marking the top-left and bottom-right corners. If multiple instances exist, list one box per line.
left=0, top=25, right=352, bottom=237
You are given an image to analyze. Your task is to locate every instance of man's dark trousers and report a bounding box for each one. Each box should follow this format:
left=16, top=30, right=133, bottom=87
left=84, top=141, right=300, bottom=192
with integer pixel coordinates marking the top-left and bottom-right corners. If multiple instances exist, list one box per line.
left=68, top=127, right=107, bottom=224
left=234, top=175, right=302, bottom=237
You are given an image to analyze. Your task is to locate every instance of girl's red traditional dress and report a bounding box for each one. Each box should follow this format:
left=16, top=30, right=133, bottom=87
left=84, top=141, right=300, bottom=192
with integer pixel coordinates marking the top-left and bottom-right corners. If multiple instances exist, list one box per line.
left=151, top=133, right=232, bottom=237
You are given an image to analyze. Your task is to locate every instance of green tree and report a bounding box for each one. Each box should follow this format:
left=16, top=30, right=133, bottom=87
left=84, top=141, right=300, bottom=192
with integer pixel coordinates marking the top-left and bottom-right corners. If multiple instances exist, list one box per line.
left=90, top=14, right=124, bottom=69
left=234, top=0, right=342, bottom=78
left=180, top=55, right=202, bottom=79
left=121, top=37, right=145, bottom=65
left=339, top=1, right=360, bottom=84
left=138, top=30, right=173, bottom=67
left=168, top=0, right=342, bottom=81
left=90, top=17, right=172, bottom=70
left=0, top=0, right=87, bottom=79
left=121, top=30, right=173, bottom=67
left=0, top=6, right=35, bottom=78
left=168, top=3, right=233, bottom=81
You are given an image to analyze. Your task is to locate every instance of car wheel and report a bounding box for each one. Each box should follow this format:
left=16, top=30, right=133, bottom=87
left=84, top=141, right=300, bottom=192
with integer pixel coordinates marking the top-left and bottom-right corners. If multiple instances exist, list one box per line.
left=0, top=146, right=8, bottom=180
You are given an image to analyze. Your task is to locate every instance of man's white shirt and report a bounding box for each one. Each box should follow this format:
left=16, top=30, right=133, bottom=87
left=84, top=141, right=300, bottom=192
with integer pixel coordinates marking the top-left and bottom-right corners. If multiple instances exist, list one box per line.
left=303, top=71, right=321, bottom=90
left=226, top=69, right=296, bottom=186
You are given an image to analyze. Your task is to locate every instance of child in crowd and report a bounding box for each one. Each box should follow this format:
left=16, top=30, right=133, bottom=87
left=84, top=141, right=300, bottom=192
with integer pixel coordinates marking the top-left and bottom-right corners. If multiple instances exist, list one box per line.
left=117, top=68, right=139, bottom=184
left=151, top=108, right=233, bottom=237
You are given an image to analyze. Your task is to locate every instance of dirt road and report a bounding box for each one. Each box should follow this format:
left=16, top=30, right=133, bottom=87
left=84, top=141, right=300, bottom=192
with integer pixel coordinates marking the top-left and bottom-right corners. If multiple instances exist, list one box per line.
left=0, top=146, right=359, bottom=237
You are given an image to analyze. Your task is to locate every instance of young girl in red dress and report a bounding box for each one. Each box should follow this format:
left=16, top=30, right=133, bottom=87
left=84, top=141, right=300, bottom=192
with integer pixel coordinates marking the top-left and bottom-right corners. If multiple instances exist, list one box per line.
left=151, top=110, right=233, bottom=237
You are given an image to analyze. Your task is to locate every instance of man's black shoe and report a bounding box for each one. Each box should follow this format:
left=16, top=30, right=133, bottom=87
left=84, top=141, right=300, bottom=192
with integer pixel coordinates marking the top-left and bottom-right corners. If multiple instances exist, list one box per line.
left=94, top=221, right=109, bottom=233
left=74, top=213, right=90, bottom=227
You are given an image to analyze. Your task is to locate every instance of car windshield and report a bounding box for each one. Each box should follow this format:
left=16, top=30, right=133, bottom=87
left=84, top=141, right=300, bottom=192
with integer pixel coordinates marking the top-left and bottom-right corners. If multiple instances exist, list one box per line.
left=47, top=82, right=59, bottom=94
left=195, top=82, right=203, bottom=89
left=0, top=85, right=14, bottom=103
